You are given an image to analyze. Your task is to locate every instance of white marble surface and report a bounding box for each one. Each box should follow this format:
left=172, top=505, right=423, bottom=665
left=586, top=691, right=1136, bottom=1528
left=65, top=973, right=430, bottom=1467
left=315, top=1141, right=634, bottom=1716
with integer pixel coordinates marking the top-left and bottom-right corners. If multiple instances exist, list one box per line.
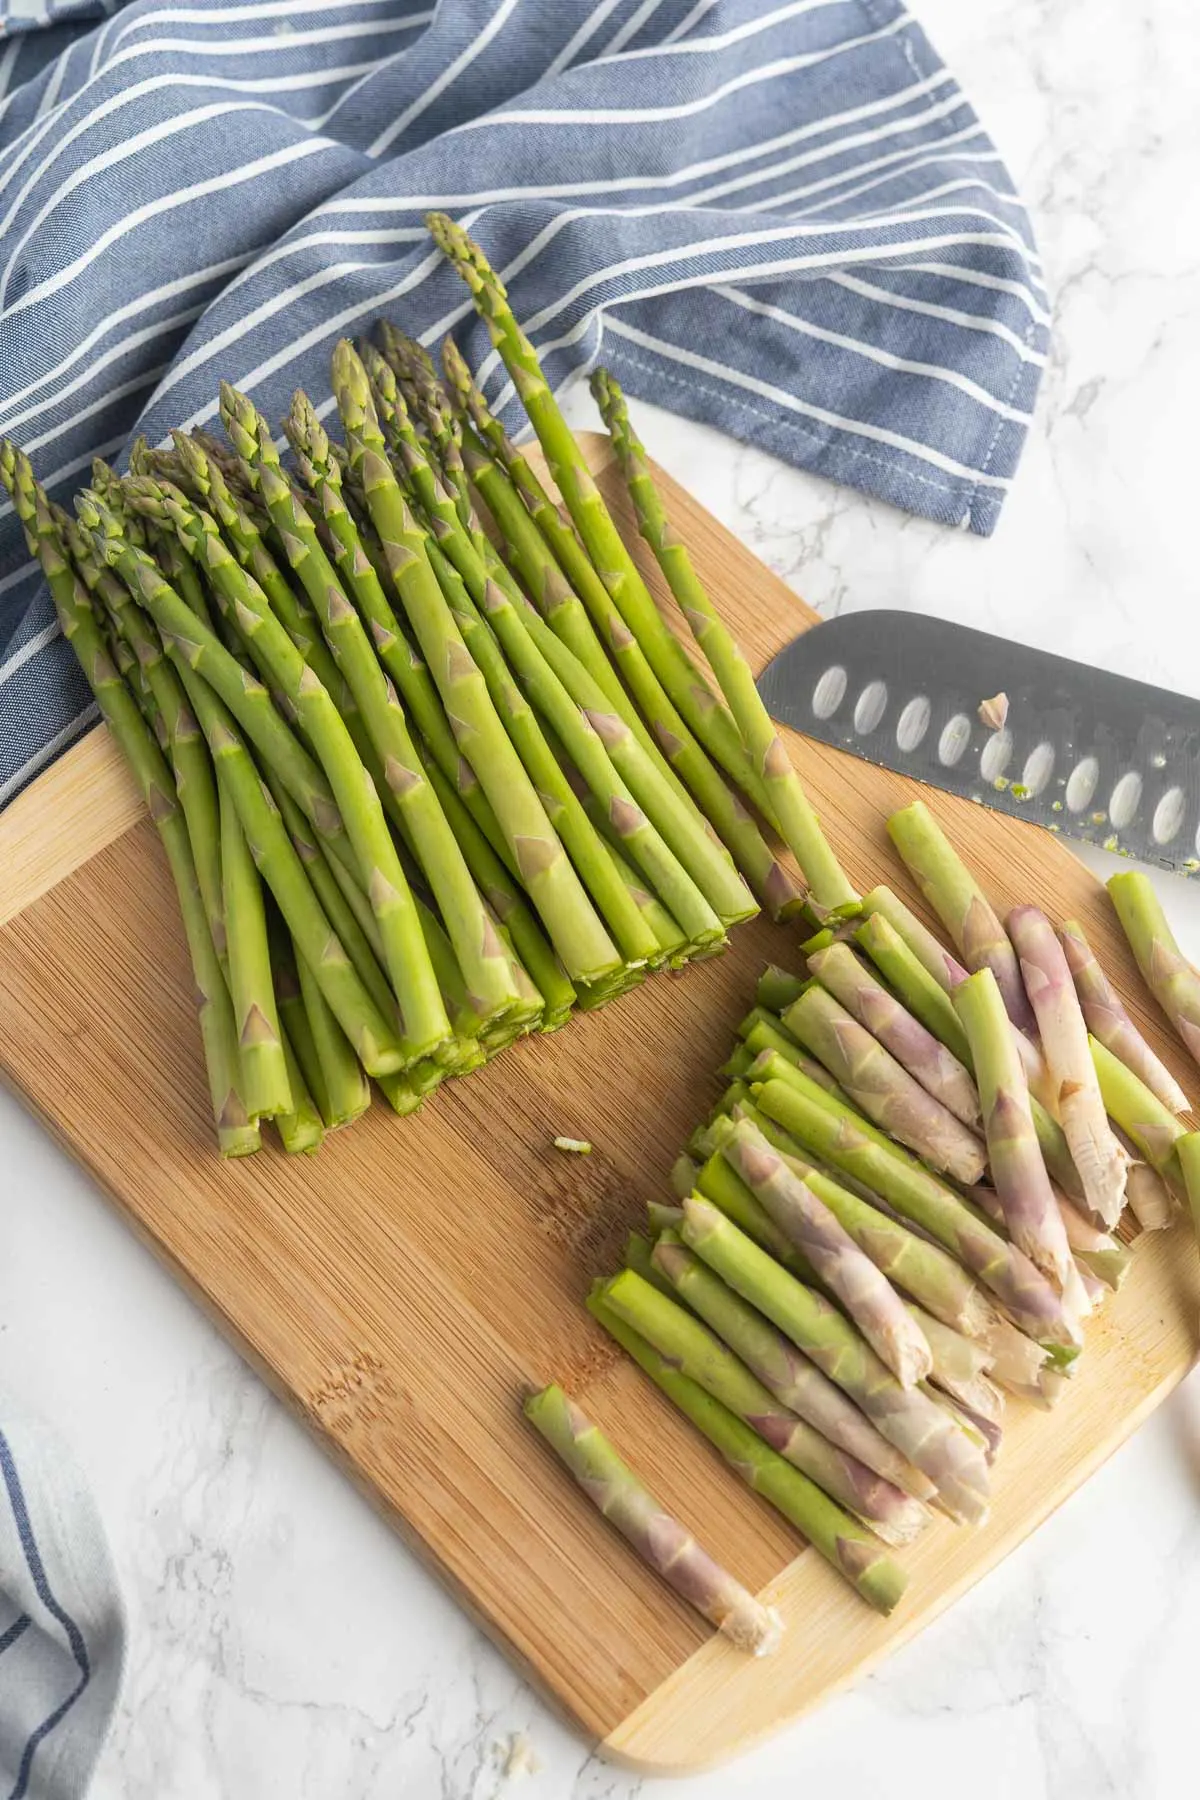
left=8, top=1, right=1200, bottom=1793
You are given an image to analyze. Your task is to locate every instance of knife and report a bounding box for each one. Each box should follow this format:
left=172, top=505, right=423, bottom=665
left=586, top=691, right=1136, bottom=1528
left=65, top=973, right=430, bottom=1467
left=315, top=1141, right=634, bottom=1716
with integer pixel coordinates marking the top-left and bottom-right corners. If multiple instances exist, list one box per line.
left=757, top=610, right=1200, bottom=876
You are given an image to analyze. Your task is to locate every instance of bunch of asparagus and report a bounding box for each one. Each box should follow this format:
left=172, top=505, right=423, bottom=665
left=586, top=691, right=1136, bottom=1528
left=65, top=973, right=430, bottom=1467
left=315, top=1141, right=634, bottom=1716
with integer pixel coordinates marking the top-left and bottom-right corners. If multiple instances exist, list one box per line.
left=2, top=218, right=858, bottom=1154
left=581, top=801, right=1195, bottom=1624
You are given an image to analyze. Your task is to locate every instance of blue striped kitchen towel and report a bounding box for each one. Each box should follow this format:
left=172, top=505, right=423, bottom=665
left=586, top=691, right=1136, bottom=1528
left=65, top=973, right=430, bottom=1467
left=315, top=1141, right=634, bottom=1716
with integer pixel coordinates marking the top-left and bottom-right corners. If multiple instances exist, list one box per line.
left=0, top=0, right=1048, bottom=803
left=0, top=1401, right=125, bottom=1800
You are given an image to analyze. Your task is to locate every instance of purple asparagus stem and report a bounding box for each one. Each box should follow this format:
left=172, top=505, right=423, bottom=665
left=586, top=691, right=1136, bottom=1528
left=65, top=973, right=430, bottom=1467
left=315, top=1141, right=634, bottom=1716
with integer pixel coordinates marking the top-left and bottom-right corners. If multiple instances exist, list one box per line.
left=1060, top=917, right=1190, bottom=1114
left=808, top=939, right=981, bottom=1128
left=1008, top=905, right=1127, bottom=1228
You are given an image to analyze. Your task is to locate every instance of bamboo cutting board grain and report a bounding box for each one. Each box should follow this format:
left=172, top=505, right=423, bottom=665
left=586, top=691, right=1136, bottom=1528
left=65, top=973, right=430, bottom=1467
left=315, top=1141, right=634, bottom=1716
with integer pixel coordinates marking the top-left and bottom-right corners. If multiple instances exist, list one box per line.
left=1, top=438, right=1197, bottom=1772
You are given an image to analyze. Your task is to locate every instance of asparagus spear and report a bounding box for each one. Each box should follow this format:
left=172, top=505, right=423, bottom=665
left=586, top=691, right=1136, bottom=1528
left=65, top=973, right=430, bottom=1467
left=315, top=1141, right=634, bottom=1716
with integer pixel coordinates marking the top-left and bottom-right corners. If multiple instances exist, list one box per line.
left=592, top=368, right=856, bottom=910
left=887, top=802, right=1036, bottom=1034
left=599, top=1269, right=929, bottom=1541
left=784, top=985, right=986, bottom=1184
left=719, top=1118, right=933, bottom=1388
left=717, top=1102, right=993, bottom=1339
left=1008, top=905, right=1126, bottom=1227
left=756, top=965, right=808, bottom=1015
left=649, top=1229, right=936, bottom=1501
left=751, top=1064, right=1082, bottom=1352
left=325, top=347, right=623, bottom=985
left=524, top=1383, right=782, bottom=1654
left=217, top=775, right=292, bottom=1120
left=1107, top=870, right=1200, bottom=1070
left=1060, top=918, right=1189, bottom=1114
left=953, top=969, right=1082, bottom=1308
left=273, top=931, right=369, bottom=1130
left=1090, top=1035, right=1186, bottom=1186
left=428, top=220, right=778, bottom=815
left=83, top=487, right=446, bottom=1054
left=968, top=1182, right=1130, bottom=1291
left=61, top=510, right=227, bottom=966
left=165, top=659, right=409, bottom=1078
left=374, top=373, right=750, bottom=939
left=0, top=447, right=257, bottom=1156
left=586, top=1292, right=907, bottom=1614
left=444, top=352, right=803, bottom=921
left=808, top=940, right=981, bottom=1129
left=218, top=390, right=523, bottom=1036
left=1124, top=1156, right=1174, bottom=1231
left=678, top=1198, right=990, bottom=1524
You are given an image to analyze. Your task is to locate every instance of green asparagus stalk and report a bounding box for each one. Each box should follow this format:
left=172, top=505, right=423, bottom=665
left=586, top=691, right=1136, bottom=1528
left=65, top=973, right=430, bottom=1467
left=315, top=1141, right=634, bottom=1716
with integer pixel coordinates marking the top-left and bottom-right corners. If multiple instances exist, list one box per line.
left=677, top=1198, right=990, bottom=1524
left=650, top=1231, right=936, bottom=1505
left=861, top=885, right=969, bottom=989
left=274, top=932, right=365, bottom=1131
left=738, top=1017, right=843, bottom=1095
left=523, top=1382, right=783, bottom=1653
left=1008, top=905, right=1126, bottom=1227
left=218, top=390, right=522, bottom=1036
left=428, top=219, right=779, bottom=796
left=371, top=369, right=749, bottom=939
left=1107, top=870, right=1200, bottom=1071
left=599, top=1269, right=929, bottom=1540
left=953, top=971, right=1084, bottom=1317
left=592, top=367, right=855, bottom=910
left=886, top=803, right=1036, bottom=1034
left=61, top=510, right=227, bottom=966
left=586, top=1291, right=906, bottom=1613
left=750, top=1063, right=1082, bottom=1353
left=443, top=350, right=804, bottom=921
left=1090, top=1035, right=1186, bottom=1185
left=163, top=658, right=408, bottom=1079
left=1060, top=918, right=1189, bottom=1114
left=216, top=775, right=292, bottom=1119
left=719, top=1118, right=933, bottom=1388
left=0, top=447, right=257, bottom=1156
left=325, top=347, right=623, bottom=985
left=854, top=909, right=972, bottom=1065
left=784, top=984, right=986, bottom=1183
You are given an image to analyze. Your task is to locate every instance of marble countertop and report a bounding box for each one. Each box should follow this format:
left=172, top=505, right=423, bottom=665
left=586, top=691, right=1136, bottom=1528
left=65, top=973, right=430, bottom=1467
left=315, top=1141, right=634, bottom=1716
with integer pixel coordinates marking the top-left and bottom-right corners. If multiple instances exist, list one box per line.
left=9, top=2, right=1200, bottom=1794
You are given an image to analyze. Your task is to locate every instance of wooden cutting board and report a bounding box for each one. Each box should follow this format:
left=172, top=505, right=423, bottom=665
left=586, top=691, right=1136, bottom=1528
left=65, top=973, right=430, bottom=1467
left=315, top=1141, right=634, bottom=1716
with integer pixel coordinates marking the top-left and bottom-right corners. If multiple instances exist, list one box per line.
left=1, top=436, right=1196, bottom=1773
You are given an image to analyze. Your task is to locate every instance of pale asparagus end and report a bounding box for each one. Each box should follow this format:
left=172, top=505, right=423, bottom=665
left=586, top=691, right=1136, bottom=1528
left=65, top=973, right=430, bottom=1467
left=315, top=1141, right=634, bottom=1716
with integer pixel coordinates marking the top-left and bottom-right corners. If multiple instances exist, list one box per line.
left=1008, top=904, right=1127, bottom=1228
left=1060, top=917, right=1190, bottom=1114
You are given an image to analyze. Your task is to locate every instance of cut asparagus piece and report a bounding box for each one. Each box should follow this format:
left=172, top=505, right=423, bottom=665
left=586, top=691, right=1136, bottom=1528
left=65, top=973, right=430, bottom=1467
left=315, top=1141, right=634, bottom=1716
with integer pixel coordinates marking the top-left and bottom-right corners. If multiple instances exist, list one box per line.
left=721, top=1101, right=994, bottom=1340
left=586, top=1292, right=907, bottom=1614
left=719, top=1118, right=933, bottom=1388
left=784, top=984, right=986, bottom=1184
left=274, top=1026, right=325, bottom=1154
left=808, top=940, right=980, bottom=1129
left=600, top=1268, right=929, bottom=1540
left=1091, top=1035, right=1186, bottom=1187
left=524, top=1383, right=782, bottom=1654
left=954, top=970, right=1082, bottom=1311
left=757, top=964, right=808, bottom=1015
left=1124, top=1156, right=1174, bottom=1231
left=751, top=1064, right=1082, bottom=1353
left=1060, top=917, right=1189, bottom=1114
left=1107, top=871, right=1200, bottom=1071
left=1008, top=904, right=1127, bottom=1227
left=884, top=806, right=1037, bottom=1034
left=861, top=884, right=969, bottom=993
left=650, top=1230, right=935, bottom=1501
left=593, top=366, right=855, bottom=912
left=679, top=1198, right=990, bottom=1525
left=855, top=910, right=972, bottom=1065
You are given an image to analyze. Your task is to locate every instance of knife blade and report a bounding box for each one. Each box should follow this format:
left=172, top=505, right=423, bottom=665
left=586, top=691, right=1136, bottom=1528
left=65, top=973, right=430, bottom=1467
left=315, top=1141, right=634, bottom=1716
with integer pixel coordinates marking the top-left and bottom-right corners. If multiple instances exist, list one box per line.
left=757, top=610, right=1200, bottom=876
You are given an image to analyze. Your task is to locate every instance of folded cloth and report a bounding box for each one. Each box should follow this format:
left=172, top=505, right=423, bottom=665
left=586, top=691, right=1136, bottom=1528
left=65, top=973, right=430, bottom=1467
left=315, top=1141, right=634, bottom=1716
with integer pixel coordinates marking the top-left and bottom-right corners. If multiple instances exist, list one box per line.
left=0, top=0, right=1048, bottom=801
left=0, top=1399, right=125, bottom=1800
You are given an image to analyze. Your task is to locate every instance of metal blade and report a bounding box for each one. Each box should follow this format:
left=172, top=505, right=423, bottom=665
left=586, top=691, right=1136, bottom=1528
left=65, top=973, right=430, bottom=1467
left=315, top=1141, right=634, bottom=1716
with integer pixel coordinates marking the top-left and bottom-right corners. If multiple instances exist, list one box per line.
left=757, top=610, right=1200, bottom=875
